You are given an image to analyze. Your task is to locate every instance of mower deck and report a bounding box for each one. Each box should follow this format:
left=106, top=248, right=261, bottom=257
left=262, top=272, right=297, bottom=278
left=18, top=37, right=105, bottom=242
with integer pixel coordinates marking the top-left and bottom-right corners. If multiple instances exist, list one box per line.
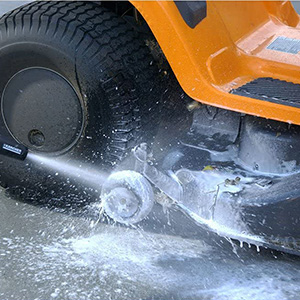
left=158, top=144, right=300, bottom=256
left=124, top=103, right=300, bottom=256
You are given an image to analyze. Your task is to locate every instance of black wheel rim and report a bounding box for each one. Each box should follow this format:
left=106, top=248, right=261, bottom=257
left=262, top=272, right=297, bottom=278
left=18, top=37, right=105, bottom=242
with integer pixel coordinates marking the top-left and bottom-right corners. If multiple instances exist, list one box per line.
left=1, top=67, right=84, bottom=154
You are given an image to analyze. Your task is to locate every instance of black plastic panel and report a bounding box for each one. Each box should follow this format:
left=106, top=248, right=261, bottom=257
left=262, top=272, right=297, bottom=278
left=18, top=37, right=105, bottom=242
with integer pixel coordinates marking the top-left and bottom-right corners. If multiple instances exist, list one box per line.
left=231, top=77, right=300, bottom=108
left=174, top=1, right=207, bottom=28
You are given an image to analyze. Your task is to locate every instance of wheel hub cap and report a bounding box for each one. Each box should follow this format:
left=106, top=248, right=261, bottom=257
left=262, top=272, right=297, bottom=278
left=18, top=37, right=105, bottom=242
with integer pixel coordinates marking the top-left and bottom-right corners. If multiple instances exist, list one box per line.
left=104, top=187, right=140, bottom=219
left=1, top=68, right=83, bottom=153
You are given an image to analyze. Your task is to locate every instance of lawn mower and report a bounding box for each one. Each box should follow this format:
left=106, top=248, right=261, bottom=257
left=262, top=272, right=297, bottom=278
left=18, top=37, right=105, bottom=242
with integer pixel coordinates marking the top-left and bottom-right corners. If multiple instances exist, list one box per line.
left=1, top=1, right=300, bottom=255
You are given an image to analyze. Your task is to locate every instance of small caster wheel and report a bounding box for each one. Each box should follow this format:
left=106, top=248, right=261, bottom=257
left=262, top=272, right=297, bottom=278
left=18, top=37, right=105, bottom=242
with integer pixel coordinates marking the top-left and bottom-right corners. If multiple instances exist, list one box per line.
left=101, top=171, right=154, bottom=225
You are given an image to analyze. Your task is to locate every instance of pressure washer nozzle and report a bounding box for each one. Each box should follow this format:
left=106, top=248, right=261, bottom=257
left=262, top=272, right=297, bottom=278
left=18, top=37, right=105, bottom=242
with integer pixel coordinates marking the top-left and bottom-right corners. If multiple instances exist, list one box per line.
left=0, top=135, right=28, bottom=161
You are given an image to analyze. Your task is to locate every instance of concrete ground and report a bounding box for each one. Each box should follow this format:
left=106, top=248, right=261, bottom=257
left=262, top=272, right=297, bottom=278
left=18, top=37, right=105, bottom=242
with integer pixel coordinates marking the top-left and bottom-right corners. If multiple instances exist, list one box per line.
left=1, top=2, right=300, bottom=300
left=2, top=188, right=300, bottom=300
left=2, top=189, right=300, bottom=300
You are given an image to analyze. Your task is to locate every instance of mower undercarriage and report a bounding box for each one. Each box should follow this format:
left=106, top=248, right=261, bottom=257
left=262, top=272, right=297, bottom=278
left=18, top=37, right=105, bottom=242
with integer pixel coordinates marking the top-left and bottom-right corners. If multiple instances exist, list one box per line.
left=101, top=105, right=300, bottom=256
left=2, top=102, right=300, bottom=255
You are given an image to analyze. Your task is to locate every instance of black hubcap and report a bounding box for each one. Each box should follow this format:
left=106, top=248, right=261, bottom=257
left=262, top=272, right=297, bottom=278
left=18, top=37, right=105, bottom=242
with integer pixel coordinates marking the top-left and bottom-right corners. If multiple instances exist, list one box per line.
left=1, top=68, right=83, bottom=153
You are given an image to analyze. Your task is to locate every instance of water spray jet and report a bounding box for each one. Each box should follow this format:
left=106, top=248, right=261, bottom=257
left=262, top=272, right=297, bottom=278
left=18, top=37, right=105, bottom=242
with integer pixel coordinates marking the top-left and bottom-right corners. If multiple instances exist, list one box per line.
left=27, top=152, right=109, bottom=188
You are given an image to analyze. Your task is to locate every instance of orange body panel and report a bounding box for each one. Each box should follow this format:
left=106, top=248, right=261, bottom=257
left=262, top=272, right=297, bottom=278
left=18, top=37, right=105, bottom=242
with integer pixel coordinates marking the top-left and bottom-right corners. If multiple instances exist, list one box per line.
left=130, top=0, right=300, bottom=125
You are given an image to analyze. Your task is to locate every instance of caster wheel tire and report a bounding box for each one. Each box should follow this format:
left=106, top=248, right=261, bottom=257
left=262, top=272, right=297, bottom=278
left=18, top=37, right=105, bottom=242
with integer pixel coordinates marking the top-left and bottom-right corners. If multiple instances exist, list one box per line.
left=101, top=171, right=154, bottom=224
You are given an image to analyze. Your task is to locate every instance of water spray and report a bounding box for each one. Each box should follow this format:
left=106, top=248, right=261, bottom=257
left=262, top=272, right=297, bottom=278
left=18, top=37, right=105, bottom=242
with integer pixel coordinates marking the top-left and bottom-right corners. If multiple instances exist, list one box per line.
left=27, top=153, right=108, bottom=188
left=0, top=138, right=156, bottom=226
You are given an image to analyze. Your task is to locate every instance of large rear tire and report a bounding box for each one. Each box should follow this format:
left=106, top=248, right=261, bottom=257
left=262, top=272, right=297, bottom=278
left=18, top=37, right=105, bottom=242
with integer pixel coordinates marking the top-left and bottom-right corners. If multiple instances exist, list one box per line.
left=0, top=1, right=162, bottom=204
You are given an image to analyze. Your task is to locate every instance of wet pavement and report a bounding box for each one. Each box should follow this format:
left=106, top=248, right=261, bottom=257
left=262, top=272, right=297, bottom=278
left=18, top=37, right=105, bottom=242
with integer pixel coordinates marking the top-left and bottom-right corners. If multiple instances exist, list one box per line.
left=1, top=2, right=300, bottom=300
left=2, top=188, right=300, bottom=300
